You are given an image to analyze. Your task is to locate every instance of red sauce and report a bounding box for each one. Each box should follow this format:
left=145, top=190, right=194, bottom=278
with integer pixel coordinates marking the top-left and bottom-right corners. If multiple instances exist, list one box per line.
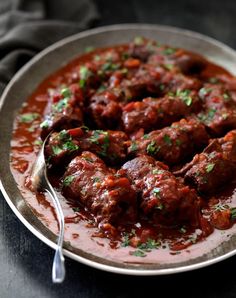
left=10, top=38, right=236, bottom=265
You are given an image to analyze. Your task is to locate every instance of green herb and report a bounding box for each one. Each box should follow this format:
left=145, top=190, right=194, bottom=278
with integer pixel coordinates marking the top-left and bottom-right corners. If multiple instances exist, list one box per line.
left=130, top=142, right=138, bottom=152
left=199, top=87, right=211, bottom=98
left=60, top=87, right=71, bottom=98
left=121, top=233, right=130, bottom=247
left=72, top=207, right=80, bottom=212
left=209, top=77, right=218, bottom=84
left=34, top=140, right=43, bottom=146
left=93, top=177, right=101, bottom=183
left=142, top=134, right=149, bottom=139
left=152, top=169, right=164, bottom=175
left=130, top=249, right=146, bottom=257
left=180, top=227, right=187, bottom=234
left=122, top=52, right=130, bottom=60
left=85, top=46, right=95, bottom=53
left=153, top=187, right=161, bottom=197
left=159, top=84, right=165, bottom=91
left=163, top=47, right=176, bottom=55
left=222, top=113, right=228, bottom=120
left=206, top=163, right=215, bottom=173
left=230, top=207, right=236, bottom=220
left=138, top=238, right=160, bottom=250
left=101, top=62, right=120, bottom=72
left=189, top=234, right=198, bottom=244
left=155, top=203, right=164, bottom=210
left=176, top=139, right=182, bottom=146
left=89, top=130, right=105, bottom=144
left=120, top=68, right=128, bottom=74
left=176, top=89, right=192, bottom=106
left=19, top=113, right=39, bottom=123
left=83, top=156, right=94, bottom=163
left=79, top=66, right=92, bottom=88
left=53, top=97, right=69, bottom=112
left=59, top=129, right=70, bottom=141
left=94, top=55, right=101, bottom=62
left=134, top=36, right=144, bottom=45
left=63, top=175, right=75, bottom=186
left=223, top=92, right=230, bottom=100
left=213, top=202, right=229, bottom=212
left=62, top=141, right=79, bottom=152
left=163, top=63, right=174, bottom=70
left=40, top=119, right=49, bottom=129
left=163, top=134, right=172, bottom=146
left=52, top=145, right=64, bottom=156
left=146, top=140, right=160, bottom=155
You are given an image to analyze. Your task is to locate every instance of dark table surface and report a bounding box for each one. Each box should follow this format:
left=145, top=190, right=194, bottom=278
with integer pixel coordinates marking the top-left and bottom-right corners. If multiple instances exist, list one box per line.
left=2, top=0, right=236, bottom=297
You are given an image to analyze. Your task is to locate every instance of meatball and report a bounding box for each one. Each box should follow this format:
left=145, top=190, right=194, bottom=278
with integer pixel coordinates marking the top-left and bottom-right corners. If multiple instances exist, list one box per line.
left=122, top=155, right=202, bottom=227
left=62, top=152, right=137, bottom=225
left=128, top=118, right=209, bottom=165
left=176, top=130, right=236, bottom=194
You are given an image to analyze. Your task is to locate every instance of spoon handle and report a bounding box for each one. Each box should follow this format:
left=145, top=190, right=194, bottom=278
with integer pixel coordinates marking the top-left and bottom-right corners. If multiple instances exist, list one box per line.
left=45, top=180, right=66, bottom=283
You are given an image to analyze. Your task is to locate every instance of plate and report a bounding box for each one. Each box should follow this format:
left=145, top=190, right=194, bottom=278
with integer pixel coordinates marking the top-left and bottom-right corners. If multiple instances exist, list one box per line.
left=1, top=24, right=236, bottom=276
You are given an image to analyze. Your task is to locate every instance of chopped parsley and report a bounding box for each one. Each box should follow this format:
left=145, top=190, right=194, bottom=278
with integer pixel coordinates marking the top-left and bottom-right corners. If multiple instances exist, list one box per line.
left=79, top=66, right=92, bottom=88
left=138, top=238, right=160, bottom=250
left=60, top=87, right=71, bottom=98
left=84, top=46, right=95, bottom=53
left=121, top=233, right=130, bottom=247
left=40, top=119, right=49, bottom=129
left=199, top=87, right=211, bottom=98
left=63, top=175, right=75, bottom=186
left=19, top=113, right=39, bottom=123
left=33, top=140, right=43, bottom=146
left=134, top=36, right=144, bottom=45
left=152, top=169, right=164, bottom=175
left=223, top=92, right=230, bottom=100
left=206, top=163, right=215, bottom=173
left=163, top=134, right=172, bottom=146
left=209, top=77, right=219, bottom=84
left=89, top=130, right=110, bottom=157
left=101, top=62, right=120, bottom=72
left=130, top=142, right=138, bottom=152
left=230, top=207, right=236, bottom=220
left=163, top=47, right=176, bottom=55
left=72, top=207, right=80, bottom=212
left=176, top=89, right=192, bottom=106
left=180, top=227, right=187, bottom=234
left=176, top=139, right=182, bottom=146
left=52, top=145, right=64, bottom=156
left=153, top=187, right=161, bottom=197
left=146, top=140, right=160, bottom=155
left=130, top=249, right=147, bottom=257
left=93, top=177, right=101, bottom=183
left=163, top=63, right=174, bottom=70
left=53, top=97, right=69, bottom=112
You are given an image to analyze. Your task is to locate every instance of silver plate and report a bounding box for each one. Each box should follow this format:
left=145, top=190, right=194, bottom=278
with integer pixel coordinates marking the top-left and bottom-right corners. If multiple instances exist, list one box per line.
left=1, top=24, right=236, bottom=276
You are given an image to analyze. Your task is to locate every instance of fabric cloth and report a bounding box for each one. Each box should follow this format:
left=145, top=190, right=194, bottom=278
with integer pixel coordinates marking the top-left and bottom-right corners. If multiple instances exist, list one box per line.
left=0, top=0, right=99, bottom=94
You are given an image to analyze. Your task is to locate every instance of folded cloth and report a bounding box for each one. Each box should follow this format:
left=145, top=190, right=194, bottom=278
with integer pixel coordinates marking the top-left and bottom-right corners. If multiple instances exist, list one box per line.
left=0, top=0, right=99, bottom=94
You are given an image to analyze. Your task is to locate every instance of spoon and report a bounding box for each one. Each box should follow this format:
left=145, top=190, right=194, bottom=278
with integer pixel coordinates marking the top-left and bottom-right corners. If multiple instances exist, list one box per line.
left=31, top=134, right=66, bottom=283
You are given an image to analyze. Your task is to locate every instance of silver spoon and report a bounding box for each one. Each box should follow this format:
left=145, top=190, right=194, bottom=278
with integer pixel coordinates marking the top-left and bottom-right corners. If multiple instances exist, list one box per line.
left=31, top=134, right=66, bottom=283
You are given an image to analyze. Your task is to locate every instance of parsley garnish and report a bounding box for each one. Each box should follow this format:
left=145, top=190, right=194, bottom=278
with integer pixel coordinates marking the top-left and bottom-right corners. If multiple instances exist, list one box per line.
left=52, top=145, right=63, bottom=156
left=60, top=87, right=71, bottom=98
left=72, top=207, right=80, bottom=212
left=146, top=140, right=160, bottom=155
left=163, top=47, right=176, bottom=55
left=130, top=249, right=146, bottom=257
left=134, top=36, right=144, bottom=45
left=79, top=66, right=92, bottom=88
left=152, top=169, right=164, bottom=175
left=63, top=175, right=75, bottom=186
left=93, top=177, right=101, bottom=183
left=130, top=142, right=138, bottom=152
left=19, top=113, right=39, bottom=123
left=163, top=134, right=172, bottom=145
left=153, top=187, right=161, bottom=197
left=206, top=163, right=215, bottom=173
left=40, top=119, right=49, bottom=129
left=230, top=208, right=236, bottom=220
left=138, top=238, right=160, bottom=250
left=176, top=89, right=192, bottom=106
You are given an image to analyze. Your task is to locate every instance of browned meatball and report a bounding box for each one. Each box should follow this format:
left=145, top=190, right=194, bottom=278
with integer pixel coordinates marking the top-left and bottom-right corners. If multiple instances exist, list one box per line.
left=122, top=90, right=202, bottom=133
left=197, top=84, right=236, bottom=136
left=62, top=152, right=137, bottom=225
left=45, top=128, right=129, bottom=167
left=176, top=130, right=236, bottom=194
left=122, top=155, right=201, bottom=227
left=40, top=84, right=84, bottom=140
left=128, top=118, right=209, bottom=165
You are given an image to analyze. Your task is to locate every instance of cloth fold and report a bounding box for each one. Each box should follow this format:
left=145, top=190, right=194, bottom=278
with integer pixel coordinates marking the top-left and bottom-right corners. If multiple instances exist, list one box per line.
left=0, top=0, right=99, bottom=94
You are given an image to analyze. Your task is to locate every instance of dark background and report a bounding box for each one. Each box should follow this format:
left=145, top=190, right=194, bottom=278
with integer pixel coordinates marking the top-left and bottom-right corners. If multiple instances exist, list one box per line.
left=2, top=0, right=236, bottom=297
